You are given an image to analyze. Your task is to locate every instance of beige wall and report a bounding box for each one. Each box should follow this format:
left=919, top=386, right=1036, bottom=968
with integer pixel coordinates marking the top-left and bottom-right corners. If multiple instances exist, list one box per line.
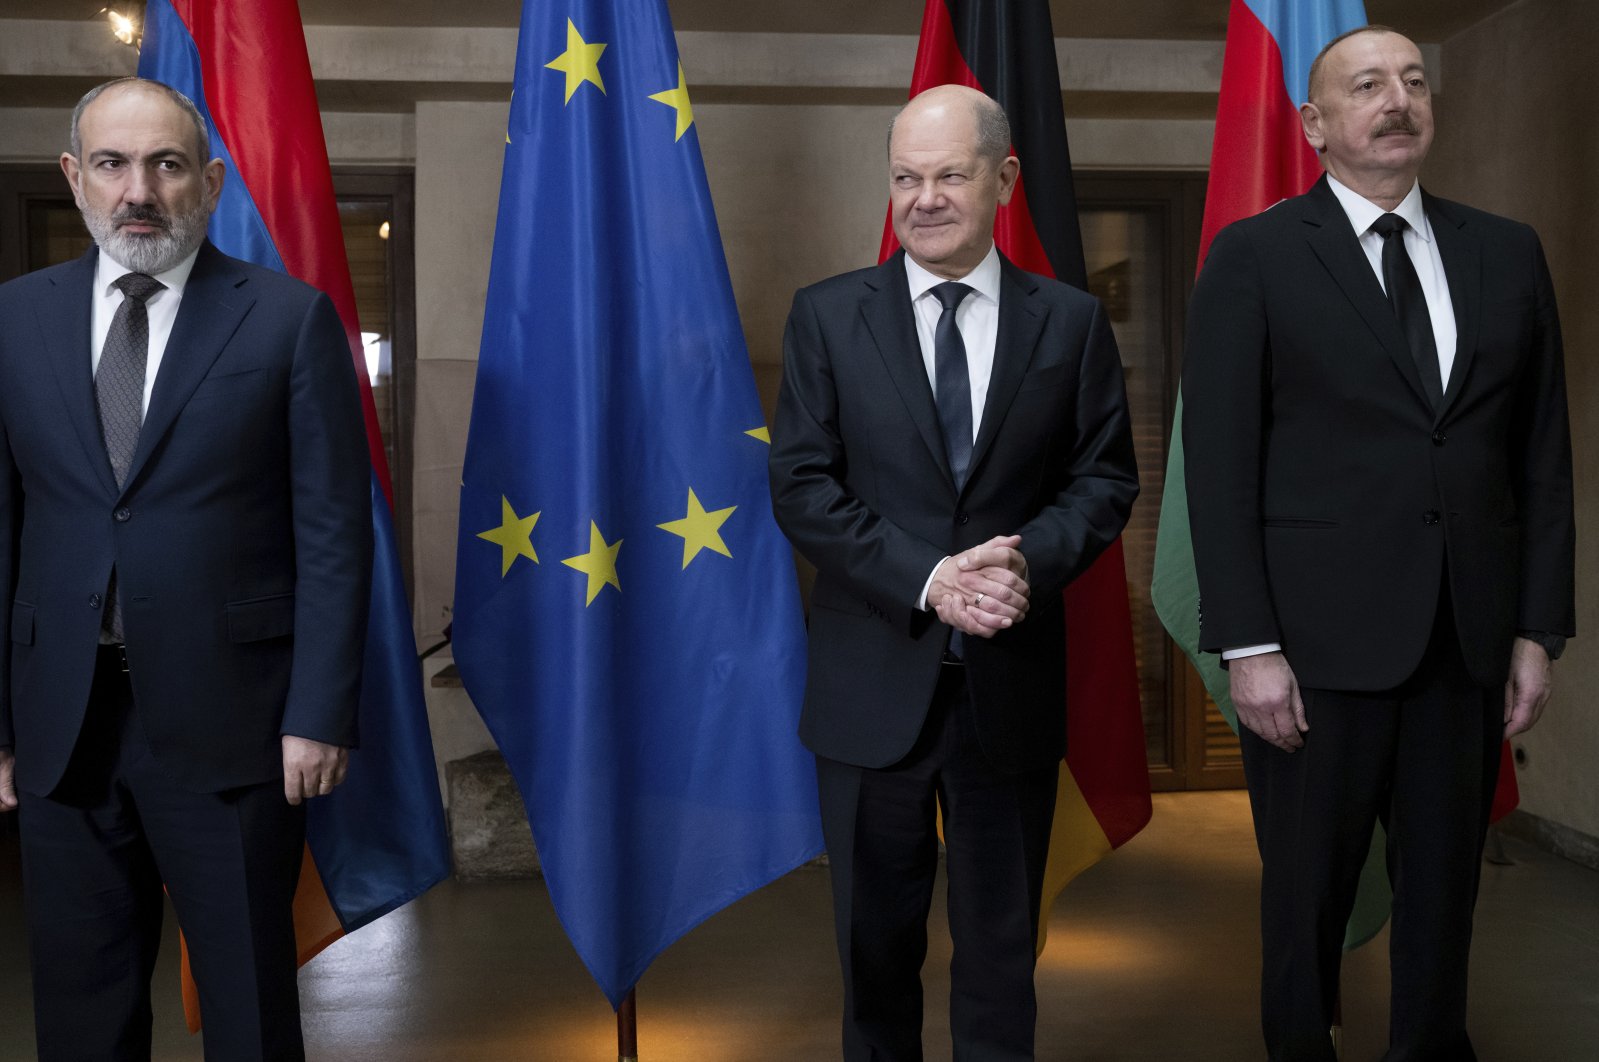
left=1426, top=0, right=1599, bottom=840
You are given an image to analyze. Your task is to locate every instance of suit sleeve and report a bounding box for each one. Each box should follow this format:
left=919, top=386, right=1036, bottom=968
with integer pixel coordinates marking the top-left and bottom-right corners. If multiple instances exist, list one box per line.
left=1181, top=223, right=1283, bottom=653
left=1014, top=297, right=1140, bottom=599
left=768, top=287, right=948, bottom=616
left=1509, top=233, right=1575, bottom=637
left=279, top=292, right=374, bottom=746
left=0, top=419, right=16, bottom=750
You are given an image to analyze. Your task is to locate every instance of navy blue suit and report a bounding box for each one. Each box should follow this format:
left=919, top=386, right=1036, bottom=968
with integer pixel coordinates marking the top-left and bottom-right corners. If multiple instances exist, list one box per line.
left=0, top=242, right=372, bottom=1060
left=771, top=251, right=1137, bottom=1059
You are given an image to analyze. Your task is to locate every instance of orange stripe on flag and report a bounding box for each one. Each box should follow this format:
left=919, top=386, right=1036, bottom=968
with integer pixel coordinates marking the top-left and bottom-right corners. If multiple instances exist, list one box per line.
left=1036, top=767, right=1112, bottom=955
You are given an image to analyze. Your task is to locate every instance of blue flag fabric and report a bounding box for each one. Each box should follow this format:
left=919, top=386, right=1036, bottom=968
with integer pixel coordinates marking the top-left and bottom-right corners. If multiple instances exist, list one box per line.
left=453, top=0, right=823, bottom=1006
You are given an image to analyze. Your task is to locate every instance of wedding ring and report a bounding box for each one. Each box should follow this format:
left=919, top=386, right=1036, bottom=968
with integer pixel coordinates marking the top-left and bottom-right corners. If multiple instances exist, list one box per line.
left=974, top=593, right=986, bottom=606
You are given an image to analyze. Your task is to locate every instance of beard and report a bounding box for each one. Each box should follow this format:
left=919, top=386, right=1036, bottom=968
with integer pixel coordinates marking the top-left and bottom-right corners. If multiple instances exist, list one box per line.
left=79, top=197, right=212, bottom=275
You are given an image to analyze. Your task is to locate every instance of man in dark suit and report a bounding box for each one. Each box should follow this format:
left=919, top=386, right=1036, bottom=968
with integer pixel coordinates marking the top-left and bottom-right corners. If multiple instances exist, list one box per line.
left=1182, top=27, right=1574, bottom=1062
left=769, top=85, right=1138, bottom=1060
left=0, top=78, right=371, bottom=1060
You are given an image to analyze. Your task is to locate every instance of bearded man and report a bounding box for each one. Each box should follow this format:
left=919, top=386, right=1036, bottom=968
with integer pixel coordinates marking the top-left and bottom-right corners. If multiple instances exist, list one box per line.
left=0, top=77, right=371, bottom=1060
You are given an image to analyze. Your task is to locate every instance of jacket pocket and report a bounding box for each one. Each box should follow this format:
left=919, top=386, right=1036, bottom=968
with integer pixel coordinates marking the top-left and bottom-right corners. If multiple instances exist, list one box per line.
left=1017, top=365, right=1067, bottom=393
left=225, top=593, right=295, bottom=642
left=191, top=367, right=267, bottom=401
left=1262, top=518, right=1339, bottom=529
left=10, top=602, right=34, bottom=645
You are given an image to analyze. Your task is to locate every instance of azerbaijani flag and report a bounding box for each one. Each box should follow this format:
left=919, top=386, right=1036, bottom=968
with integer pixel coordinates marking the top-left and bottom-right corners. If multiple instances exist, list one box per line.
left=1149, top=0, right=1520, bottom=950
left=138, top=0, right=451, bottom=1029
left=882, top=0, right=1153, bottom=945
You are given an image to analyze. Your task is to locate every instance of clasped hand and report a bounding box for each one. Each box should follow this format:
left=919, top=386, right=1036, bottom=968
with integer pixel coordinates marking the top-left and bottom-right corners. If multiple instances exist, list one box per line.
left=931, top=534, right=1031, bottom=639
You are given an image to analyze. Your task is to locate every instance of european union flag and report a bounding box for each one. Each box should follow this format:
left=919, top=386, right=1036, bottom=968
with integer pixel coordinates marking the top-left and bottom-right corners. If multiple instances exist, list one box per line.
left=453, top=0, right=823, bottom=1006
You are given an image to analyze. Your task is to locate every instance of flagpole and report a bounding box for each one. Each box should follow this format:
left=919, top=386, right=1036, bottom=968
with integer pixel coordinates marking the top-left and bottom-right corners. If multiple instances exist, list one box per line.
left=617, top=988, right=638, bottom=1062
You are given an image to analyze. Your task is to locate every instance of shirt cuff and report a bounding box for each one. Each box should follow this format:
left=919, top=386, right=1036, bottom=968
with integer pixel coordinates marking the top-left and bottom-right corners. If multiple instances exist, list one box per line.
left=1222, top=643, right=1282, bottom=661
left=917, top=558, right=950, bottom=612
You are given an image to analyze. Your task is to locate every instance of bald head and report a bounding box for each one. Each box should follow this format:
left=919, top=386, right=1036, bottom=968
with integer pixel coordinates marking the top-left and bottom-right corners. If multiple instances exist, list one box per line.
left=888, top=85, right=1012, bottom=166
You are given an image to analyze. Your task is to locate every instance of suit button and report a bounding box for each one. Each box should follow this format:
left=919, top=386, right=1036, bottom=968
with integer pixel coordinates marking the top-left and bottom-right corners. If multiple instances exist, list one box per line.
left=114, top=507, right=132, bottom=522
left=1432, top=431, right=1447, bottom=446
left=1422, top=510, right=1440, bottom=525
left=89, top=593, right=102, bottom=609
left=956, top=512, right=970, bottom=525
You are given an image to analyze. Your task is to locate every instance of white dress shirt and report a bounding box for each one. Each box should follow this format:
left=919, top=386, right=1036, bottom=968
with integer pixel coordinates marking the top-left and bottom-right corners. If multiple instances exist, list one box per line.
left=90, top=247, right=201, bottom=417
left=1224, top=177, right=1457, bottom=661
left=907, top=245, right=1003, bottom=610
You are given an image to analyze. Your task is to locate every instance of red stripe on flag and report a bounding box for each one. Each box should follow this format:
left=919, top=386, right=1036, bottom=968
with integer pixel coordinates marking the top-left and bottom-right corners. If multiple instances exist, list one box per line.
left=169, top=0, right=395, bottom=504
left=1064, top=539, right=1151, bottom=847
left=1490, top=742, right=1520, bottom=823
left=1199, top=0, right=1324, bottom=261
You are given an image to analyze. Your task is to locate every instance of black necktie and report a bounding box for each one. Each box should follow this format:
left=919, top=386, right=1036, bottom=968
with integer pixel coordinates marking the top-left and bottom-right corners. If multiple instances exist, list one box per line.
left=1371, top=213, right=1443, bottom=409
left=97, top=271, right=164, bottom=640
left=930, top=281, right=975, bottom=487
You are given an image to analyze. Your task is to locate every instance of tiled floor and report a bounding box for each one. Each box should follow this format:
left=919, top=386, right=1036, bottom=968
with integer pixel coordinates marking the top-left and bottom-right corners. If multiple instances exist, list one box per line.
left=2, top=791, right=1595, bottom=1060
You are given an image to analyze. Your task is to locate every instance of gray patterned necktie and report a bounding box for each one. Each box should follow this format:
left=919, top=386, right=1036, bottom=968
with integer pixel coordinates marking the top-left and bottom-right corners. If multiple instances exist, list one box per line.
left=97, top=271, right=164, bottom=640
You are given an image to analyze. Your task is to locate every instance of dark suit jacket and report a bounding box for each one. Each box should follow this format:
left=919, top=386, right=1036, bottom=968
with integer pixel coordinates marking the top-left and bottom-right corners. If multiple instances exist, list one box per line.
left=0, top=242, right=373, bottom=796
left=1183, top=176, right=1574, bottom=691
left=769, top=251, right=1138, bottom=773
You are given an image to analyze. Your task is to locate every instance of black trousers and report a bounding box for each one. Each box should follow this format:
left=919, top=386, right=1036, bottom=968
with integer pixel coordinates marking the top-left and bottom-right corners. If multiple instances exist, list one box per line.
left=17, top=646, right=306, bottom=1062
left=1242, top=604, right=1503, bottom=1062
left=816, top=663, right=1059, bottom=1062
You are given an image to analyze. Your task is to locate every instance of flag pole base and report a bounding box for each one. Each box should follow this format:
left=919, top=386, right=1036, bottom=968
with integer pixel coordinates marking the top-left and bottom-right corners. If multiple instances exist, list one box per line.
left=618, top=988, right=638, bottom=1062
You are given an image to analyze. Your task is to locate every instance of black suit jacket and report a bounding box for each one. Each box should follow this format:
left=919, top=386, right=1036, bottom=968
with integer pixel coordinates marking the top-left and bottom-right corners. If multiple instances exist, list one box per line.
left=769, top=251, right=1138, bottom=773
left=1183, top=176, right=1574, bottom=691
left=0, top=243, right=373, bottom=796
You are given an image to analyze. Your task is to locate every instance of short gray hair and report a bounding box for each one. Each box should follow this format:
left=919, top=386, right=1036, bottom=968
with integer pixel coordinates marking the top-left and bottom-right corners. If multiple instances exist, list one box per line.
left=69, top=77, right=211, bottom=163
left=887, top=91, right=1013, bottom=165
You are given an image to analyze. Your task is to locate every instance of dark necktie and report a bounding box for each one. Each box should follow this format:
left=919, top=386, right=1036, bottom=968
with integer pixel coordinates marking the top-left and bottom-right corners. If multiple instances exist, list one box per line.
left=97, top=271, right=164, bottom=640
left=930, top=281, right=975, bottom=487
left=1371, top=213, right=1443, bottom=410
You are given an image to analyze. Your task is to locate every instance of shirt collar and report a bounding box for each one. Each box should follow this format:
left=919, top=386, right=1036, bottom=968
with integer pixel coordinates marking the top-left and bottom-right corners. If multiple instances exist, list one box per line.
left=904, top=244, right=1002, bottom=305
left=1326, top=175, right=1431, bottom=244
left=95, top=244, right=202, bottom=302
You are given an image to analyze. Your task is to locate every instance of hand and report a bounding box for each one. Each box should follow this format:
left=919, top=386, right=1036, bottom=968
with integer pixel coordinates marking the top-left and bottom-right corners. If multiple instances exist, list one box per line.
left=1229, top=652, right=1308, bottom=752
left=282, top=735, right=349, bottom=806
left=929, top=535, right=1031, bottom=639
left=0, top=747, right=15, bottom=812
left=1503, top=636, right=1552, bottom=739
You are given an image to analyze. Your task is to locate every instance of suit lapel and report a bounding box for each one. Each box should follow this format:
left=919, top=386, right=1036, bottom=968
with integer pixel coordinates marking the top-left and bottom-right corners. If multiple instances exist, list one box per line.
left=860, top=253, right=955, bottom=488
left=1301, top=177, right=1433, bottom=412
left=966, top=258, right=1045, bottom=493
left=121, top=243, right=254, bottom=495
left=1425, top=193, right=1481, bottom=422
left=38, top=248, right=120, bottom=497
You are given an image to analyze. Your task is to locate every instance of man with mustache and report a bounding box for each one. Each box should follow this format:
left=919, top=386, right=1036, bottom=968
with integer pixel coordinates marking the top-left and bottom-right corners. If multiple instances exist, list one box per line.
left=1182, top=26, right=1573, bottom=1061
left=0, top=77, right=371, bottom=1059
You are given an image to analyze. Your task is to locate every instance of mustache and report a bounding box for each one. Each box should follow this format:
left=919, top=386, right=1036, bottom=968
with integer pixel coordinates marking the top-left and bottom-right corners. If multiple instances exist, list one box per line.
left=113, top=204, right=169, bottom=229
left=1373, top=115, right=1421, bottom=137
